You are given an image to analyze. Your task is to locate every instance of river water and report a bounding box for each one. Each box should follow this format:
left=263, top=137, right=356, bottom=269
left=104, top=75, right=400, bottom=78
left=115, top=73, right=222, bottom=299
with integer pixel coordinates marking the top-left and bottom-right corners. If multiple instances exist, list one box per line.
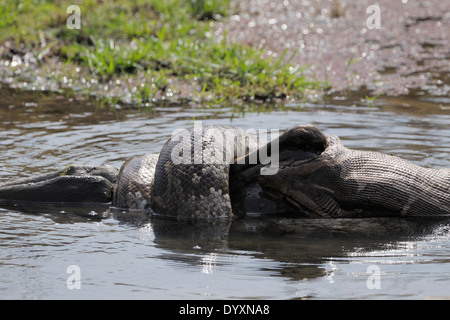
left=0, top=85, right=449, bottom=299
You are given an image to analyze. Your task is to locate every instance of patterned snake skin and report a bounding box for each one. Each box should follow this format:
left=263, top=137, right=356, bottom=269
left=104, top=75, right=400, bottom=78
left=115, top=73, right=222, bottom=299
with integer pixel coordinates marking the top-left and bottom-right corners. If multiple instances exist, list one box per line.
left=1, top=125, right=448, bottom=218
left=113, top=124, right=450, bottom=218
left=113, top=154, right=159, bottom=210
left=258, top=131, right=450, bottom=217
left=114, top=125, right=257, bottom=219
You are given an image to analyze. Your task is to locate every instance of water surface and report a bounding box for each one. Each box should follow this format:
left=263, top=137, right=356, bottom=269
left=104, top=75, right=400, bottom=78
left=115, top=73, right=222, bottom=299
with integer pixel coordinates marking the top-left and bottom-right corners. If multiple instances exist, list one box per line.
left=0, top=86, right=449, bottom=299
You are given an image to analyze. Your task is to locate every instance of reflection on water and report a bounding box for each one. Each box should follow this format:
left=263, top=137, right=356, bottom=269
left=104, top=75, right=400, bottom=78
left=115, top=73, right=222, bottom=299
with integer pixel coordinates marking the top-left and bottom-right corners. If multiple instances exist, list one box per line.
left=0, top=85, right=449, bottom=299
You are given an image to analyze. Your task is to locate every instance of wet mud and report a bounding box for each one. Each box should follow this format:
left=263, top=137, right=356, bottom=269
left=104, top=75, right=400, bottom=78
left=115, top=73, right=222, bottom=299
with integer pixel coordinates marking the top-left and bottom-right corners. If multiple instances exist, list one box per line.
left=222, top=0, right=450, bottom=95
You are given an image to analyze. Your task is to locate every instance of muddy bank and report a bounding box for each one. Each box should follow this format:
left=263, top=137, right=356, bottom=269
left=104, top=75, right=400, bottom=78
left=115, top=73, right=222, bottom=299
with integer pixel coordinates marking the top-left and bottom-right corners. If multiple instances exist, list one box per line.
left=1, top=0, right=449, bottom=104
left=222, top=0, right=450, bottom=96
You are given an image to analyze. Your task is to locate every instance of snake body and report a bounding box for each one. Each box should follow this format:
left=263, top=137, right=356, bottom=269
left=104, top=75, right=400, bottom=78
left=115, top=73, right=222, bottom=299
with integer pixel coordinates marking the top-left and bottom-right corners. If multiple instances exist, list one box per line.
left=258, top=133, right=450, bottom=217
left=113, top=154, right=158, bottom=210
left=0, top=124, right=449, bottom=218
left=114, top=125, right=257, bottom=219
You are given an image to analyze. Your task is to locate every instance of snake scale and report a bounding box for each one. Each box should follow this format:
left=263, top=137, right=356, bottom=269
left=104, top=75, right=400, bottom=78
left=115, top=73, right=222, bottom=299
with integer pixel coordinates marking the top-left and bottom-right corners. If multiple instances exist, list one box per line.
left=0, top=124, right=449, bottom=218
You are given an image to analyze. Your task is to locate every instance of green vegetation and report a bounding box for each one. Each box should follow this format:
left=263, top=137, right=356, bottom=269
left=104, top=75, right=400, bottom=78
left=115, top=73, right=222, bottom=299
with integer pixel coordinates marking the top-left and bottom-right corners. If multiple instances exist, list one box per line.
left=0, top=0, right=326, bottom=107
left=361, top=93, right=381, bottom=108
left=60, top=163, right=76, bottom=176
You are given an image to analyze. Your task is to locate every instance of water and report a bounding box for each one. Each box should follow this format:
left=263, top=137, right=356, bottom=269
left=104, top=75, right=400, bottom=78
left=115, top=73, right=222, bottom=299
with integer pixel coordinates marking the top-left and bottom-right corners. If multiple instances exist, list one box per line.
left=0, top=86, right=449, bottom=299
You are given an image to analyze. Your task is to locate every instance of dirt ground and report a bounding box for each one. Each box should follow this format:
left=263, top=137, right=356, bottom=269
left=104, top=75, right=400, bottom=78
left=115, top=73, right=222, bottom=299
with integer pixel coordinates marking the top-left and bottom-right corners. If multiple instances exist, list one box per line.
left=221, top=0, right=450, bottom=96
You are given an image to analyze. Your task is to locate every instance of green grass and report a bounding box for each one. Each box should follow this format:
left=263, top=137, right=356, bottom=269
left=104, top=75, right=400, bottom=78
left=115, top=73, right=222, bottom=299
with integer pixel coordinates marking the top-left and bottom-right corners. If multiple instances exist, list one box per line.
left=0, top=0, right=326, bottom=106
left=361, top=93, right=382, bottom=108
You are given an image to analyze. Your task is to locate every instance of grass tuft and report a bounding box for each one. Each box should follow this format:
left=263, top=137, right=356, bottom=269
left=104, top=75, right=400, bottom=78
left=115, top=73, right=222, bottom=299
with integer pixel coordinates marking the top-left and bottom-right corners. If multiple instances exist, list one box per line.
left=0, top=0, right=326, bottom=107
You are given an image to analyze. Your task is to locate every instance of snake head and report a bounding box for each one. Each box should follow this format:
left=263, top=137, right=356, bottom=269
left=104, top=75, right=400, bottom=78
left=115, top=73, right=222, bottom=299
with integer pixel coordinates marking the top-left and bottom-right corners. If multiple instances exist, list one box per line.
left=257, top=126, right=346, bottom=216
left=278, top=124, right=328, bottom=154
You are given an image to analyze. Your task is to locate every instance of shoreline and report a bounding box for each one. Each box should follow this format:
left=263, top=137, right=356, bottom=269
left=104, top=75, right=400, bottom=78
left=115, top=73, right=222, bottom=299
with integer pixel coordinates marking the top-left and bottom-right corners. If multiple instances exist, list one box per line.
left=1, top=0, right=449, bottom=108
